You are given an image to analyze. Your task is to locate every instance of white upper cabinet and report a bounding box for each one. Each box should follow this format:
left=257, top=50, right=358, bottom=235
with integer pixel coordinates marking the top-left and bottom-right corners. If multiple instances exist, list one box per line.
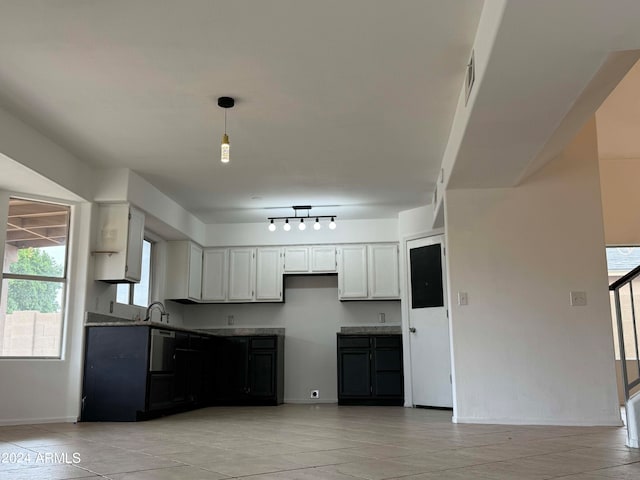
left=228, top=248, right=255, bottom=301
left=94, top=204, right=145, bottom=283
left=283, top=246, right=336, bottom=273
left=311, top=246, right=336, bottom=272
left=178, top=243, right=399, bottom=304
left=337, top=245, right=368, bottom=299
left=201, top=249, right=228, bottom=301
left=368, top=244, right=400, bottom=299
left=165, top=240, right=203, bottom=302
left=256, top=247, right=283, bottom=301
left=283, top=247, right=309, bottom=273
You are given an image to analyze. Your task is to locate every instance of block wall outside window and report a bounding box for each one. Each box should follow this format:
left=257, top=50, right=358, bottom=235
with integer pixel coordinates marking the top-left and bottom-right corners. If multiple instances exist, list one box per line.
left=0, top=198, right=70, bottom=358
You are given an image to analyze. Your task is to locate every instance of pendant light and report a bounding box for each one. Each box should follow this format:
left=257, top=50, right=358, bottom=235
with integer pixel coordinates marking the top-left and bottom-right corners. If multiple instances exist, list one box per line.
left=314, top=218, right=321, bottom=230
left=329, top=217, right=337, bottom=230
left=218, top=97, right=235, bottom=163
left=298, top=219, right=306, bottom=231
left=268, top=219, right=276, bottom=232
left=283, top=219, right=291, bottom=231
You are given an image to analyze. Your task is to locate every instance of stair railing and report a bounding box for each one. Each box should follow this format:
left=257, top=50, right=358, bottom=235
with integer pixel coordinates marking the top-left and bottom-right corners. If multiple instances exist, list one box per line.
left=609, top=264, right=640, bottom=401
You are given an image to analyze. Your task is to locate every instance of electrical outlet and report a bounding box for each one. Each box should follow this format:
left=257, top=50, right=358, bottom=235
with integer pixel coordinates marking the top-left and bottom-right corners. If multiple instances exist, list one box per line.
left=227, top=315, right=234, bottom=325
left=378, top=312, right=386, bottom=323
left=570, top=291, right=587, bottom=307
left=310, top=389, right=319, bottom=399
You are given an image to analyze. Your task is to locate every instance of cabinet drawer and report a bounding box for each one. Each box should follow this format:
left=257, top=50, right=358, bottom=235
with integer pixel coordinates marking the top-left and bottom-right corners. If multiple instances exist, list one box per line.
left=338, top=336, right=370, bottom=348
left=250, top=337, right=276, bottom=349
left=373, top=336, right=402, bottom=348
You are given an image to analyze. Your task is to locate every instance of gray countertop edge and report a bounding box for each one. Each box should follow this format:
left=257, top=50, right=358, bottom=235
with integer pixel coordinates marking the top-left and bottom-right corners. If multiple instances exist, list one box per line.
left=85, top=313, right=285, bottom=336
left=340, top=326, right=402, bottom=334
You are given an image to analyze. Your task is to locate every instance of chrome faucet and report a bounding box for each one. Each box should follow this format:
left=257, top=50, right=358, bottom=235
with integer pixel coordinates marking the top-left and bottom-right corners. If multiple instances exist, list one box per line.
left=143, top=301, right=170, bottom=324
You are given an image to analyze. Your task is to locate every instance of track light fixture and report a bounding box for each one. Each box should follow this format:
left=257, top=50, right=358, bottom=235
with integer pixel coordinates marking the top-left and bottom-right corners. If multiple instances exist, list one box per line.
left=267, top=206, right=337, bottom=232
left=217, top=96, right=234, bottom=163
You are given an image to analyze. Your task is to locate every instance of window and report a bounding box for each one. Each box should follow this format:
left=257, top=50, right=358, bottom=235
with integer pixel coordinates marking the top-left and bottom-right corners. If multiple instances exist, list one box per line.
left=606, top=246, right=640, bottom=360
left=117, top=238, right=152, bottom=307
left=0, top=198, right=70, bottom=358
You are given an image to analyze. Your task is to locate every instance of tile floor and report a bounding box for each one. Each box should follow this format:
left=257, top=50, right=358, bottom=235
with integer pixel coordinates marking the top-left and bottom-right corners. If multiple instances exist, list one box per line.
left=0, top=405, right=637, bottom=479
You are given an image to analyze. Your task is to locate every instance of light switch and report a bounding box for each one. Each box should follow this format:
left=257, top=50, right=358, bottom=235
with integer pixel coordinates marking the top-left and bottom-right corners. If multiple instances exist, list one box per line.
left=457, top=292, right=468, bottom=306
left=570, top=291, right=587, bottom=307
left=378, top=313, right=386, bottom=323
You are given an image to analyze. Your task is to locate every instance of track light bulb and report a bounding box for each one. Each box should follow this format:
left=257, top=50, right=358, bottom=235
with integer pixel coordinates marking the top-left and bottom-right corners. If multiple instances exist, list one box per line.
left=283, top=219, right=291, bottom=231
left=299, top=219, right=306, bottom=231
left=268, top=220, right=276, bottom=232
left=329, top=217, right=337, bottom=230
left=314, top=218, right=321, bottom=230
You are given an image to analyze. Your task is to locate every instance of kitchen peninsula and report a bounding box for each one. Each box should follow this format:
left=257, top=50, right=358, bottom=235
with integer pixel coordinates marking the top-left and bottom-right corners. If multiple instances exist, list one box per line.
left=82, top=314, right=284, bottom=421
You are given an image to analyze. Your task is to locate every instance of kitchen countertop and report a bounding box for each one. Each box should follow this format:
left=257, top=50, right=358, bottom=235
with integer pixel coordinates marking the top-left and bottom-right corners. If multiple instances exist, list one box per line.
left=85, top=312, right=284, bottom=337
left=340, top=326, right=402, bottom=335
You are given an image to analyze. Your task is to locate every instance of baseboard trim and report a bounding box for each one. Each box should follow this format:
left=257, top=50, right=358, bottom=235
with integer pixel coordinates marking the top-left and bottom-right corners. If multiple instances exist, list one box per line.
left=452, top=415, right=623, bottom=427
left=284, top=399, right=337, bottom=404
left=0, top=416, right=78, bottom=427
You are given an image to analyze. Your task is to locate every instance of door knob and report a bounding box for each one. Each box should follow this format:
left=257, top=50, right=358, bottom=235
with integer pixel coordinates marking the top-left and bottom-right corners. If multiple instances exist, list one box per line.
left=409, top=327, right=416, bottom=333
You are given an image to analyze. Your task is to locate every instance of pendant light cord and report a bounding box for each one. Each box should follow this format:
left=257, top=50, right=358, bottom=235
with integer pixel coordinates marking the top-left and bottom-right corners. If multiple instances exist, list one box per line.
left=224, top=109, right=227, bottom=135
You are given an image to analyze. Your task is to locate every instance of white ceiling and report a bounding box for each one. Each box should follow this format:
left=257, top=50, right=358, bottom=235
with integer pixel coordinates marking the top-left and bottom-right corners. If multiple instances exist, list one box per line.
left=0, top=0, right=483, bottom=223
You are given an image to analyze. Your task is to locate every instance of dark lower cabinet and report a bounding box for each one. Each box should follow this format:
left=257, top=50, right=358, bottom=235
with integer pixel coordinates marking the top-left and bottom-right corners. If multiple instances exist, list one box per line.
left=337, top=334, right=403, bottom=406
left=148, top=373, right=174, bottom=411
left=82, top=326, right=284, bottom=421
left=214, top=335, right=284, bottom=405
left=82, top=326, right=149, bottom=421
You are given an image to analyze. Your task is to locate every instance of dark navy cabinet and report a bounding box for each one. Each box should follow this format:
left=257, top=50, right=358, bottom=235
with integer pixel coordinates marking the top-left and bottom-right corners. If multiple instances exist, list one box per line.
left=213, top=335, right=284, bottom=405
left=82, top=326, right=284, bottom=421
left=337, top=334, right=403, bottom=405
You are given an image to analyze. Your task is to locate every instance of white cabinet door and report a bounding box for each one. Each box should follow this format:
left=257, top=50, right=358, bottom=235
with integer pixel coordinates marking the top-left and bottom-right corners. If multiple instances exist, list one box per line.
left=338, top=245, right=368, bottom=299
left=124, top=207, right=145, bottom=282
left=311, top=246, right=336, bottom=272
left=368, top=244, right=400, bottom=299
left=188, top=243, right=203, bottom=301
left=256, top=248, right=283, bottom=301
left=94, top=204, right=145, bottom=283
left=283, top=247, right=309, bottom=272
left=165, top=241, right=202, bottom=301
left=202, top=249, right=227, bottom=301
left=228, top=248, right=255, bottom=301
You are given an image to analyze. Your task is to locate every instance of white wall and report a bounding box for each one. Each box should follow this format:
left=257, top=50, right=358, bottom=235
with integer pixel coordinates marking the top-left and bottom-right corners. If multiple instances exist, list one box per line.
left=0, top=192, right=93, bottom=424
left=0, top=107, right=94, bottom=201
left=599, top=158, right=640, bottom=246
left=445, top=119, right=620, bottom=425
left=205, top=218, right=398, bottom=247
left=183, top=275, right=401, bottom=403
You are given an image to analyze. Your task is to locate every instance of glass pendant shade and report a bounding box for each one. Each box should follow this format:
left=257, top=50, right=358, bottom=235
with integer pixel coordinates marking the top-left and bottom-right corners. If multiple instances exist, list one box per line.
left=221, top=133, right=230, bottom=163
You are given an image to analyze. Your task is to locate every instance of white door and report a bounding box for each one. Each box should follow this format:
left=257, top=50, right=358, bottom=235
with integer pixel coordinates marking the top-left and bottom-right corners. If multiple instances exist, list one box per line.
left=311, top=246, right=337, bottom=272
left=407, top=235, right=452, bottom=408
left=283, top=247, right=309, bottom=273
left=256, top=247, right=282, bottom=301
left=228, top=248, right=255, bottom=301
left=202, top=249, right=227, bottom=301
left=368, top=244, right=400, bottom=299
left=188, top=243, right=203, bottom=300
left=338, top=245, right=368, bottom=299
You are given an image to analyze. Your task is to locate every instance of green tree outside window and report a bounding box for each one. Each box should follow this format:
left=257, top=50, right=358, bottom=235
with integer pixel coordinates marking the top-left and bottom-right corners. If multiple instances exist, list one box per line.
left=7, top=248, right=63, bottom=313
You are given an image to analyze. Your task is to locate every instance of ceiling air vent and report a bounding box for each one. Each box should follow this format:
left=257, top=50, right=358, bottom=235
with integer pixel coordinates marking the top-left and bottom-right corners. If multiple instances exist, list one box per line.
left=465, top=49, right=475, bottom=106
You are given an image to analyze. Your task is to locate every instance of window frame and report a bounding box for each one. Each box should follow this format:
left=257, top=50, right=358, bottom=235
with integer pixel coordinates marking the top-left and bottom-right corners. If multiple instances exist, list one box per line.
left=1, top=196, right=71, bottom=359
